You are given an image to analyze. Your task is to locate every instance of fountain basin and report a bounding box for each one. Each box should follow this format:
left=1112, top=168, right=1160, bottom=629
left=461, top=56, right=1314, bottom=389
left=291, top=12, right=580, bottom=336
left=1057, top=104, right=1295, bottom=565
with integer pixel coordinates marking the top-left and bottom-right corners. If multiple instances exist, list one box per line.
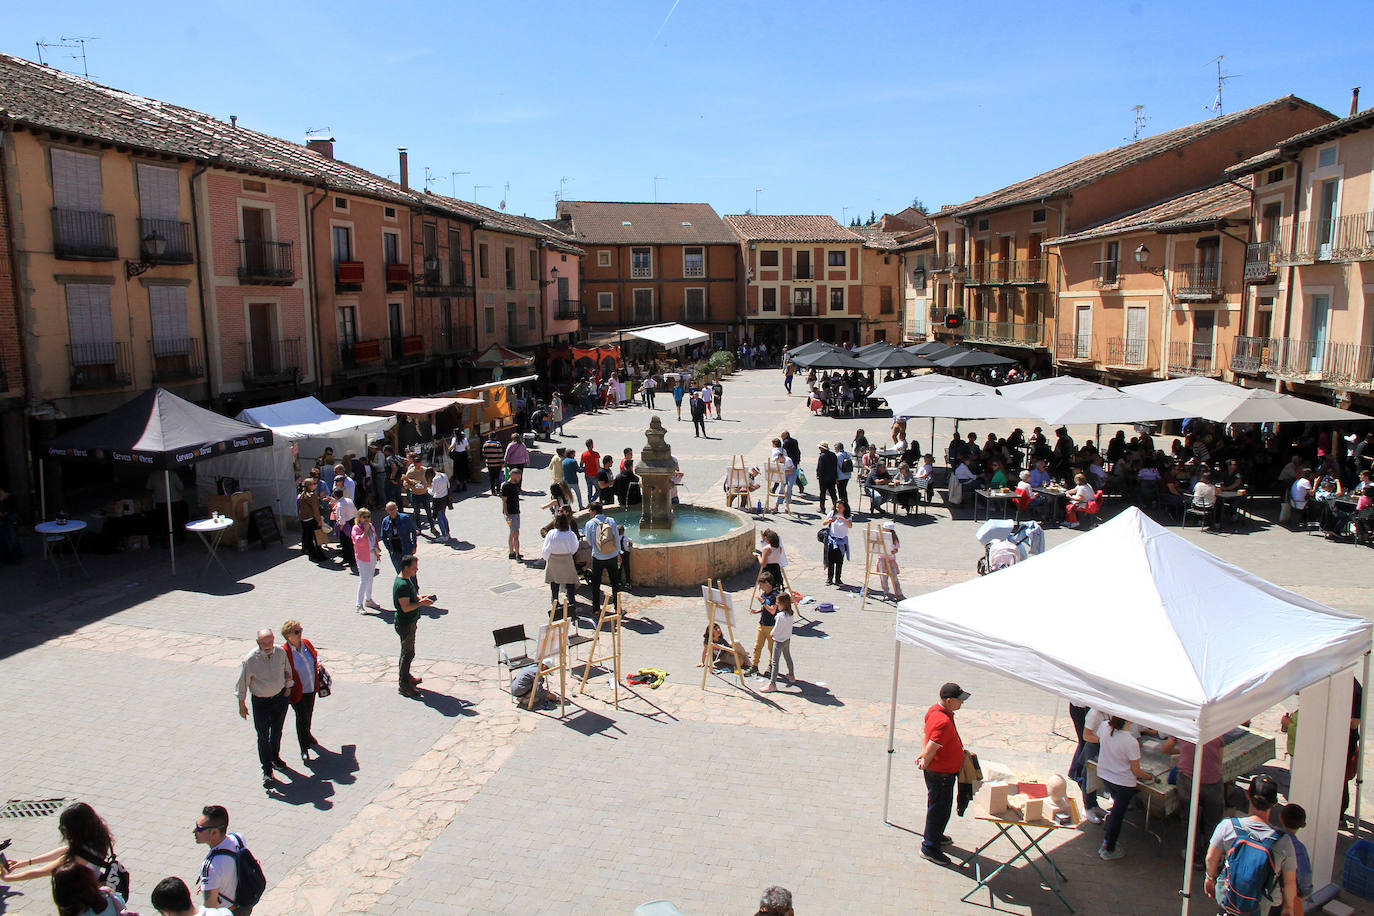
left=608, top=505, right=755, bottom=588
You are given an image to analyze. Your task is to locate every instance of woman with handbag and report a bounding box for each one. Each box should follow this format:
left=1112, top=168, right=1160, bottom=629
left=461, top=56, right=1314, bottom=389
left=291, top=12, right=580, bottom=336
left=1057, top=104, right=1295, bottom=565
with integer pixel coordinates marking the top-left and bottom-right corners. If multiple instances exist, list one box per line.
left=822, top=500, right=853, bottom=587
left=541, top=512, right=581, bottom=613
left=351, top=508, right=382, bottom=613
left=282, top=619, right=327, bottom=764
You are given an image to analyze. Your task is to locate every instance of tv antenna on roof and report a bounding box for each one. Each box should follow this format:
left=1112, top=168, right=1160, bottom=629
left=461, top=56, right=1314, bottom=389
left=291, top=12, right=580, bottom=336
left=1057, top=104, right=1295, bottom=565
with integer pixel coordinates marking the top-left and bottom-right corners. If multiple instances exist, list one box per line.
left=36, top=36, right=98, bottom=77
left=653, top=176, right=666, bottom=202
left=1128, top=105, right=1148, bottom=141
left=305, top=126, right=332, bottom=138
left=473, top=184, right=490, bottom=203
left=424, top=167, right=441, bottom=192
left=500, top=181, right=509, bottom=210
left=556, top=177, right=574, bottom=202
left=1205, top=55, right=1240, bottom=116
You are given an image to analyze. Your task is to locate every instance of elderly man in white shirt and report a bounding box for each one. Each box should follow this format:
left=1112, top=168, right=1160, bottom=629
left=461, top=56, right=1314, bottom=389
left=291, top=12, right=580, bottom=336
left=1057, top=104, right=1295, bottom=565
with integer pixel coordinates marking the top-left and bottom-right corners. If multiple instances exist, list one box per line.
left=235, top=629, right=293, bottom=788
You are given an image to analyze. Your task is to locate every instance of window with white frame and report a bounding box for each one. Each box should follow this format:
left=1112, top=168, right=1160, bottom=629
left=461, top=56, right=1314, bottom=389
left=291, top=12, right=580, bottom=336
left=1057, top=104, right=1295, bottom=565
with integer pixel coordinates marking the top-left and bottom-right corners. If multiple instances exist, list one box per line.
left=631, top=247, right=652, bottom=278
left=598, top=250, right=611, bottom=267
left=683, top=246, right=705, bottom=277
left=633, top=288, right=654, bottom=322
left=685, top=288, right=706, bottom=321
left=597, top=291, right=614, bottom=311
left=333, top=196, right=349, bottom=212
left=1318, top=145, right=1338, bottom=168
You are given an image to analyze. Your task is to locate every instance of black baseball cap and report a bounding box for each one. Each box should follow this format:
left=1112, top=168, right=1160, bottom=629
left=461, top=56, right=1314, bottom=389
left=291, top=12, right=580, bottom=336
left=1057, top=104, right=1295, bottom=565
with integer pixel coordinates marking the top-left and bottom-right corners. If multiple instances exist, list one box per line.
left=1248, top=774, right=1279, bottom=807
left=940, top=682, right=971, bottom=701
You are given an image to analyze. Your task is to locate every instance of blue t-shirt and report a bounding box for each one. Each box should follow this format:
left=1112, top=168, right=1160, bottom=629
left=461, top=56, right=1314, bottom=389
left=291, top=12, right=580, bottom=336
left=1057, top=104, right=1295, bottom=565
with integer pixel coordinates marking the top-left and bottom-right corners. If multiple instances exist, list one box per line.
left=561, top=456, right=580, bottom=485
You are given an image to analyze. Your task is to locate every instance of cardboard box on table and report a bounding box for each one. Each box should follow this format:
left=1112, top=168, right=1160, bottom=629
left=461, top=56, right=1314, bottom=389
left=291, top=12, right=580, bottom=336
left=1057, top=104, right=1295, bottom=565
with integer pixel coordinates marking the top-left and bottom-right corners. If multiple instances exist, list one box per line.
left=208, top=491, right=253, bottom=547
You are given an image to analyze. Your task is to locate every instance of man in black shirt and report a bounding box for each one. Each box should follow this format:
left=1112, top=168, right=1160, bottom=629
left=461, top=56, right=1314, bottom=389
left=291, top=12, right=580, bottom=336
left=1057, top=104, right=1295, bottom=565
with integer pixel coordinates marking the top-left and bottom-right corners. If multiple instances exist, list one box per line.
left=501, top=468, right=523, bottom=560
left=690, top=392, right=708, bottom=438
left=781, top=430, right=803, bottom=493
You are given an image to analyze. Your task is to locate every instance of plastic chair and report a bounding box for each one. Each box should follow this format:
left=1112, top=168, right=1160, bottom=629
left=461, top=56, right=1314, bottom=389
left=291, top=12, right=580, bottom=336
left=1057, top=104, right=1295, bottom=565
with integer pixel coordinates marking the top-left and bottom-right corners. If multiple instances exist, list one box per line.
left=493, top=625, right=533, bottom=693
left=1182, top=503, right=1213, bottom=529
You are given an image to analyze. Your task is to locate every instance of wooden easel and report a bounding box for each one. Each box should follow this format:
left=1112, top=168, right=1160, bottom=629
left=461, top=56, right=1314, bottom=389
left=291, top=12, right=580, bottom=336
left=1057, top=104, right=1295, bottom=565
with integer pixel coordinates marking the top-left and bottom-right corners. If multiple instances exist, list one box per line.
left=701, top=579, right=745, bottom=689
left=551, top=597, right=592, bottom=662
left=765, top=457, right=791, bottom=515
left=725, top=455, right=751, bottom=509
left=577, top=593, right=623, bottom=708
left=860, top=522, right=902, bottom=611
left=528, top=620, right=568, bottom=716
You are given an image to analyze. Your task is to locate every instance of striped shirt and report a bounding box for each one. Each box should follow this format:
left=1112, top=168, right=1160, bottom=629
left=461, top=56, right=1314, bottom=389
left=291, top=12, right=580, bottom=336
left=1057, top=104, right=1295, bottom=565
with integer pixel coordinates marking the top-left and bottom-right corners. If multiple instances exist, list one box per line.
left=482, top=438, right=505, bottom=469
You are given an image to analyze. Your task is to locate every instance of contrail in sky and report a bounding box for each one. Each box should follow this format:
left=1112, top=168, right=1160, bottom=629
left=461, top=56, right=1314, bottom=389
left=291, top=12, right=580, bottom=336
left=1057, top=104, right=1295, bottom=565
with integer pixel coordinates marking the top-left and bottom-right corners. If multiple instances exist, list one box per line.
left=653, top=0, right=683, bottom=40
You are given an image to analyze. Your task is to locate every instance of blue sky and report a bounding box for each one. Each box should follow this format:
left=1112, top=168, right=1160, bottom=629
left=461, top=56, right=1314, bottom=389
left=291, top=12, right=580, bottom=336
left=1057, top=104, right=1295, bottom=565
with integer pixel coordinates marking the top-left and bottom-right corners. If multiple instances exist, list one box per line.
left=7, top=1, right=1372, bottom=221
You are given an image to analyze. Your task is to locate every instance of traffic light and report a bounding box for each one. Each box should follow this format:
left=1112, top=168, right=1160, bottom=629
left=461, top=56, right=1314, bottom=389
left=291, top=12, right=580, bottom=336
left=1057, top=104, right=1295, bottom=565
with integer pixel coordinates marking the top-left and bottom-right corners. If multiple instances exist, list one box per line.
left=944, top=311, right=964, bottom=329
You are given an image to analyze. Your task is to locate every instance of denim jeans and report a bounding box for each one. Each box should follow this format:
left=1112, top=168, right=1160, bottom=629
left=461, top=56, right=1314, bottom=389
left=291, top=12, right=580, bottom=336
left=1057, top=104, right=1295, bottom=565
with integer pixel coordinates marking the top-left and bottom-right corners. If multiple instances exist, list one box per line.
left=1101, top=780, right=1137, bottom=852
left=922, top=770, right=957, bottom=854
left=432, top=502, right=449, bottom=538
left=250, top=692, right=288, bottom=773
left=1067, top=704, right=1097, bottom=809
left=585, top=475, right=599, bottom=505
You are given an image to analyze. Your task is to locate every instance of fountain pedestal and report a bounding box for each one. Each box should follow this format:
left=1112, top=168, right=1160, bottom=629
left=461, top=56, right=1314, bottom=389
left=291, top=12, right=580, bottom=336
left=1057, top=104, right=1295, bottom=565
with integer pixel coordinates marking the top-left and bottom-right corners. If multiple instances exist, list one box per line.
left=639, top=416, right=675, bottom=530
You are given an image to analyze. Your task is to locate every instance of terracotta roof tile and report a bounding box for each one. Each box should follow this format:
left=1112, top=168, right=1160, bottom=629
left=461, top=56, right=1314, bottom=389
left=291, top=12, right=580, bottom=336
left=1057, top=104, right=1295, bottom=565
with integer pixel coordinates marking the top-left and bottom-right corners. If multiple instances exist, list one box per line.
left=1227, top=106, right=1374, bottom=177
left=1043, top=176, right=1252, bottom=246
left=0, top=53, right=424, bottom=204
left=556, top=201, right=736, bottom=245
left=937, top=96, right=1331, bottom=219
left=722, top=214, right=862, bottom=243
left=424, top=193, right=582, bottom=252
left=851, top=226, right=903, bottom=250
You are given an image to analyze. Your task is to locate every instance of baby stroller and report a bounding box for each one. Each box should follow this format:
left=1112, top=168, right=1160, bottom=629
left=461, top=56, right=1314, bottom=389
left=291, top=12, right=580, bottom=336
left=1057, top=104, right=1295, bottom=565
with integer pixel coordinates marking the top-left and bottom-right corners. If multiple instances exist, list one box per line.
left=975, top=519, right=1044, bottom=576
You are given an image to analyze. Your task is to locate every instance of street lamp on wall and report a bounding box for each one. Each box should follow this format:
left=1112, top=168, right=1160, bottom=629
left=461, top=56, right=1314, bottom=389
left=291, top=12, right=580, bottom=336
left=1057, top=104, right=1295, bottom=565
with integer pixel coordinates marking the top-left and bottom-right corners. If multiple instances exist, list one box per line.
left=1133, top=243, right=1166, bottom=277
left=125, top=230, right=168, bottom=279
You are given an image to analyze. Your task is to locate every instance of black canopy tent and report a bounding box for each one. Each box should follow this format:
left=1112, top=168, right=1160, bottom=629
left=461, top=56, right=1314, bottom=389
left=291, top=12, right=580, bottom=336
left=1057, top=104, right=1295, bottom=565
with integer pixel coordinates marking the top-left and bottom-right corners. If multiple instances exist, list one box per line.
left=856, top=342, right=935, bottom=371
left=43, top=388, right=273, bottom=574
left=928, top=345, right=1017, bottom=369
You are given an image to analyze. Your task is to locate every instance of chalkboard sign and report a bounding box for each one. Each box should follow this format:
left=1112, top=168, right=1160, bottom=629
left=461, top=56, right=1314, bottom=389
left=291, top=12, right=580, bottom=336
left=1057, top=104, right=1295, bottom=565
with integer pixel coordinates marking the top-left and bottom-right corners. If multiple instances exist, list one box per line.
left=249, top=506, right=281, bottom=548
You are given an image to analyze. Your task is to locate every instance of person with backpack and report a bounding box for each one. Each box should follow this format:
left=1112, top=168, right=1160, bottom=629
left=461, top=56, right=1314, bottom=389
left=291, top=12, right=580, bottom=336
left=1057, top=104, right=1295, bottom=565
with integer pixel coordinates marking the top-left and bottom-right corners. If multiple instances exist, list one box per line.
left=0, top=802, right=127, bottom=899
left=151, top=875, right=233, bottom=915
left=50, top=860, right=127, bottom=916
left=582, top=502, right=621, bottom=616
left=834, top=442, right=854, bottom=505
left=1205, top=774, right=1298, bottom=915
left=195, top=805, right=266, bottom=914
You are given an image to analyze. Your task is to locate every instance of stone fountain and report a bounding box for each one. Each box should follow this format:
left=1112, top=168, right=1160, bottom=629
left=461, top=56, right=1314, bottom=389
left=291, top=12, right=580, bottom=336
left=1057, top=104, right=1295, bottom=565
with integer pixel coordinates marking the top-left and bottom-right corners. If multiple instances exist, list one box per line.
left=600, top=414, right=755, bottom=588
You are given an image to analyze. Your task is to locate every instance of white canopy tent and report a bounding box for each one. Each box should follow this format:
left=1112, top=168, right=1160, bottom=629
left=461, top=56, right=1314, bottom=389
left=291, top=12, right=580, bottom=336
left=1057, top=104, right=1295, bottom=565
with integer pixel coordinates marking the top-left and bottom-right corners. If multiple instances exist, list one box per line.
left=623, top=322, right=710, bottom=350
left=1125, top=377, right=1372, bottom=423
left=1015, top=387, right=1191, bottom=426
left=195, top=397, right=393, bottom=525
left=999, top=376, right=1116, bottom=402
left=885, top=508, right=1371, bottom=913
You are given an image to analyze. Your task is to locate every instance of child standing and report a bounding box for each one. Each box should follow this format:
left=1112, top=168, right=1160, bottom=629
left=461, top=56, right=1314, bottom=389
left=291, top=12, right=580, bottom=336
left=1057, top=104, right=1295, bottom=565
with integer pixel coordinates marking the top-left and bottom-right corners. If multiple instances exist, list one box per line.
left=748, top=572, right=777, bottom=676
left=762, top=591, right=796, bottom=692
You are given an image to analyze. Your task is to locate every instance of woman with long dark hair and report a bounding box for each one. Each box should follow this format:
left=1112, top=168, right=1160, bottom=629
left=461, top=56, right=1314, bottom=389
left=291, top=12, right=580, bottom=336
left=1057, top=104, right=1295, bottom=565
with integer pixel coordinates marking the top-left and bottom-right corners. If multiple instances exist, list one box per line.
left=822, top=500, right=853, bottom=586
left=51, top=860, right=123, bottom=916
left=0, top=801, right=114, bottom=884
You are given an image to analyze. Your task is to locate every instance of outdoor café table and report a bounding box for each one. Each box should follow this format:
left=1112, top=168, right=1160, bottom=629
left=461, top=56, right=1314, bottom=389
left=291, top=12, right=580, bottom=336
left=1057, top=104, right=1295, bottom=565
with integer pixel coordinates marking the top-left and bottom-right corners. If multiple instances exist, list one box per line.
left=35, top=519, right=87, bottom=578
left=1033, top=485, right=1070, bottom=523
left=974, top=487, right=1018, bottom=521
left=867, top=481, right=924, bottom=517
left=1215, top=490, right=1251, bottom=529
left=186, top=516, right=235, bottom=576
left=960, top=807, right=1079, bottom=912
left=1086, top=726, right=1276, bottom=840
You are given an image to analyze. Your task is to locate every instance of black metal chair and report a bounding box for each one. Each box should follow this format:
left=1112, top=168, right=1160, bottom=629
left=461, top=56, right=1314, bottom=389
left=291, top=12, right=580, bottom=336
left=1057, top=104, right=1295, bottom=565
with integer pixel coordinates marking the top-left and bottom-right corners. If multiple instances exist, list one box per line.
left=493, top=625, right=534, bottom=694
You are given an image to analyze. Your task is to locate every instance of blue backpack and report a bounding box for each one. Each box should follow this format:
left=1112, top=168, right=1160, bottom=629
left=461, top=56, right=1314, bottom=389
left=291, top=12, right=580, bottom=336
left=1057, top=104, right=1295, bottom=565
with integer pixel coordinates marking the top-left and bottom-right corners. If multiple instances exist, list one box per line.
left=1219, top=818, right=1281, bottom=915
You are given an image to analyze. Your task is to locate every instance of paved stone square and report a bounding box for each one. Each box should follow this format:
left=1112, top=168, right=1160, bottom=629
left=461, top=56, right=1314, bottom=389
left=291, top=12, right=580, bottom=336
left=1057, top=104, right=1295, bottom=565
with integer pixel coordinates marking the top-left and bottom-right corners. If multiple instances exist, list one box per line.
left=2, top=368, right=1372, bottom=915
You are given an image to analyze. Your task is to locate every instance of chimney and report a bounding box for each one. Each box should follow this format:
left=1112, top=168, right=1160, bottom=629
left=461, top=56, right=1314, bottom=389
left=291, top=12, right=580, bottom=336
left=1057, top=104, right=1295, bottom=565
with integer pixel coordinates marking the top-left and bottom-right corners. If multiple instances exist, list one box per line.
left=398, top=148, right=409, bottom=189
left=1352, top=87, right=1362, bottom=117
left=306, top=137, right=335, bottom=159
left=230, top=115, right=237, bottom=128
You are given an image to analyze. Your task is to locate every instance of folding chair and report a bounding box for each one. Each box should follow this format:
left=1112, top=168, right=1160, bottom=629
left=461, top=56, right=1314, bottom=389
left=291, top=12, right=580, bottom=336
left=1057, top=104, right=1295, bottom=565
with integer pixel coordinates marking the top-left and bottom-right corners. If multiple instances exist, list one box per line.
left=493, top=625, right=533, bottom=694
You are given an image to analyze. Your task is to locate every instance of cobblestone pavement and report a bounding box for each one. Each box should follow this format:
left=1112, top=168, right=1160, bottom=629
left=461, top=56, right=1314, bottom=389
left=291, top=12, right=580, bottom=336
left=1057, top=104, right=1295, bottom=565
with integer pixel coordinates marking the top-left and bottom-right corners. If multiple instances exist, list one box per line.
left=2, top=368, right=1373, bottom=915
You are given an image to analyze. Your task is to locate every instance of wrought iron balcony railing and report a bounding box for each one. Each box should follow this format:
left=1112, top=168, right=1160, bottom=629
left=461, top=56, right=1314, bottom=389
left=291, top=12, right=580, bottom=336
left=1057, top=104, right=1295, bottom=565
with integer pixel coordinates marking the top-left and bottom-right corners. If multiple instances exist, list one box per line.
left=53, top=209, right=117, bottom=260
left=150, top=336, right=204, bottom=382
left=237, top=239, right=295, bottom=284
left=69, top=341, right=132, bottom=389
left=241, top=337, right=302, bottom=384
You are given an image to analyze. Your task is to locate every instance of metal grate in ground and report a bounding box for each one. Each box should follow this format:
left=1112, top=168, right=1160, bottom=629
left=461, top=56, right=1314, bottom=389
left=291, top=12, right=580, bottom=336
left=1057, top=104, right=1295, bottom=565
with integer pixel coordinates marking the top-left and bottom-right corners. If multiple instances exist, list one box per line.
left=0, top=798, right=67, bottom=818
left=489, top=582, right=522, bottom=594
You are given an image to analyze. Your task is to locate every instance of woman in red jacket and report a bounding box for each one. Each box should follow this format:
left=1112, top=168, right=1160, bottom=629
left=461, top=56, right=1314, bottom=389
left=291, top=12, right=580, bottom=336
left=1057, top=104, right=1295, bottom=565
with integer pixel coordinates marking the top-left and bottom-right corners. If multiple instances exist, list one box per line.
left=282, top=619, right=323, bottom=764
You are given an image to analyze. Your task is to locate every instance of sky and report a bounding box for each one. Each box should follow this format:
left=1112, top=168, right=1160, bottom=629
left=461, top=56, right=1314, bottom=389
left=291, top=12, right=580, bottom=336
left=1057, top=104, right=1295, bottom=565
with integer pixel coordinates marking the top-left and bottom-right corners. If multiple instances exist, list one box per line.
left=6, top=1, right=1373, bottom=222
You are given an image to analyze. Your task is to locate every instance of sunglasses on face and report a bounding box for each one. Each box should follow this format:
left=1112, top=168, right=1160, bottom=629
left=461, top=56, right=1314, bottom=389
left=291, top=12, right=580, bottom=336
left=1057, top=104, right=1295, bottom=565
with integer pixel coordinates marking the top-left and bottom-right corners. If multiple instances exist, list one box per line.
left=194, top=824, right=223, bottom=833
left=289, top=628, right=302, bottom=635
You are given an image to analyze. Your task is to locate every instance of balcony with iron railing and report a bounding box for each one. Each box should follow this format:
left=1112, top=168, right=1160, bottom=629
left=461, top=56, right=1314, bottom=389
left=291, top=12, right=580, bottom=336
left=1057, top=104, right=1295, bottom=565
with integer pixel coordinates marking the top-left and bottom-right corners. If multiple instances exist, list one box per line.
left=69, top=341, right=132, bottom=390
left=137, top=217, right=193, bottom=264
left=963, top=320, right=1042, bottom=348
left=1244, top=242, right=1277, bottom=282
left=928, top=308, right=966, bottom=335
left=338, top=338, right=382, bottom=371
left=335, top=260, right=364, bottom=291
left=1093, top=259, right=1120, bottom=289
left=237, top=239, right=295, bottom=284
left=241, top=337, right=302, bottom=385
left=1230, top=336, right=1270, bottom=375
left=385, top=262, right=410, bottom=291
left=1241, top=337, right=1374, bottom=388
left=389, top=334, right=425, bottom=362
left=1106, top=336, right=1150, bottom=369
left=1167, top=340, right=1221, bottom=377
left=150, top=337, right=204, bottom=382
left=1277, top=212, right=1374, bottom=264
left=415, top=261, right=472, bottom=296
left=553, top=298, right=579, bottom=321
left=791, top=301, right=816, bottom=318
left=52, top=209, right=117, bottom=260
left=435, top=325, right=474, bottom=354
left=1173, top=262, right=1224, bottom=300
left=1055, top=333, right=1095, bottom=363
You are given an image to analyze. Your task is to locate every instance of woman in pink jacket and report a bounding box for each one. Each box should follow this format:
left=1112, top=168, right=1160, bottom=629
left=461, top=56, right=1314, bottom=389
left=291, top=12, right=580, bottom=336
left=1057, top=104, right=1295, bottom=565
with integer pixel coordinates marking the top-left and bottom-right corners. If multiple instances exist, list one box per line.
left=351, top=507, right=382, bottom=612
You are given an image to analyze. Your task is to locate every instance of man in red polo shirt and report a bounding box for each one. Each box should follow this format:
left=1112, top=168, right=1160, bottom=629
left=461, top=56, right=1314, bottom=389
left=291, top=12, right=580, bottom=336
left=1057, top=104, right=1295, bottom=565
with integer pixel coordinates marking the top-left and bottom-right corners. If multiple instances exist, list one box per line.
left=916, top=681, right=969, bottom=864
